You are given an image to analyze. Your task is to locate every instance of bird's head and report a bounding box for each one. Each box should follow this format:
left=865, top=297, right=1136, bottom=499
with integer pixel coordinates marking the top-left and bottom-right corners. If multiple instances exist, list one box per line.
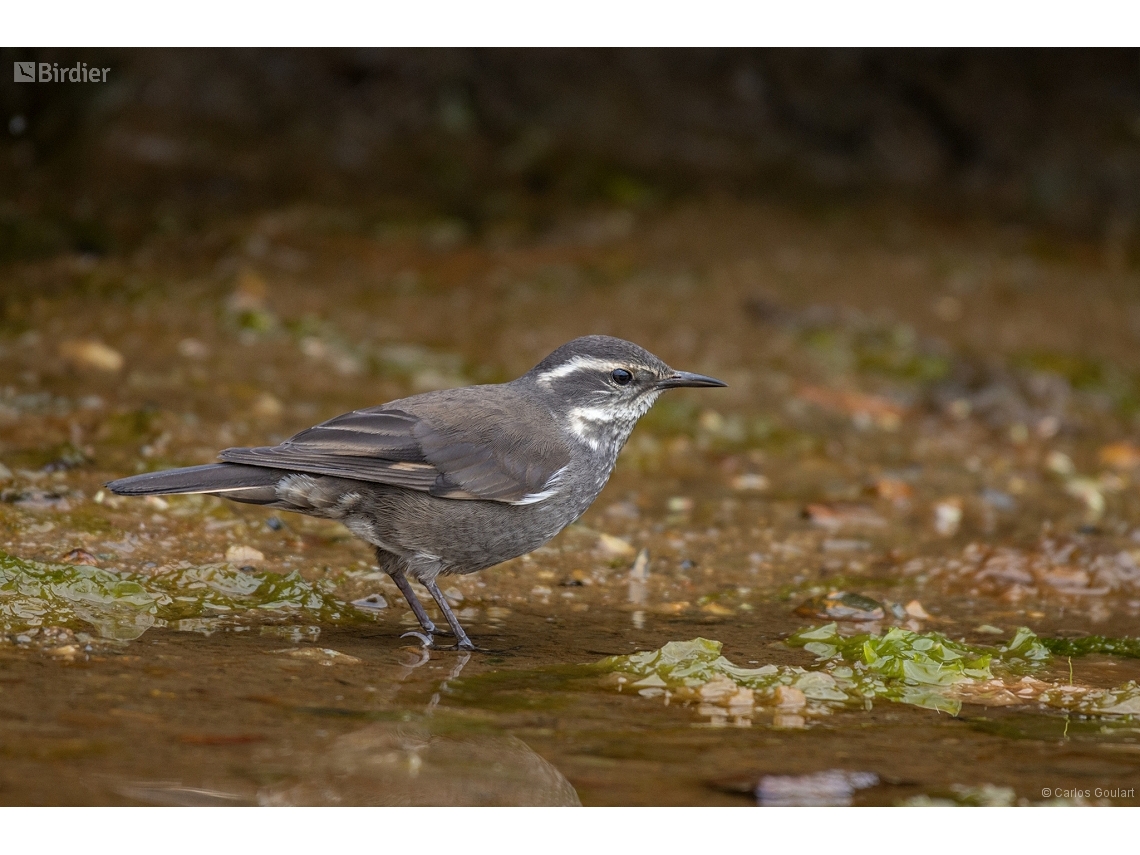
left=523, top=335, right=726, bottom=451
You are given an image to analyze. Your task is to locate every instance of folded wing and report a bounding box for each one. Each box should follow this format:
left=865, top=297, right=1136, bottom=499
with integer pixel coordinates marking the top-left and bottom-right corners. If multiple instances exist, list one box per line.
left=218, top=399, right=570, bottom=504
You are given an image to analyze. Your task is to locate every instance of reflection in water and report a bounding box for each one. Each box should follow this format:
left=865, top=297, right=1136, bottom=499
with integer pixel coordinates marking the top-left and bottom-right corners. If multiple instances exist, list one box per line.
left=115, top=782, right=251, bottom=806
left=257, top=723, right=581, bottom=806
left=427, top=651, right=471, bottom=714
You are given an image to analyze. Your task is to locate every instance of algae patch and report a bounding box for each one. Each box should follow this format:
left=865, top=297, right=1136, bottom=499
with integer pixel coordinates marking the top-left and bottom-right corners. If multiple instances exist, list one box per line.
left=599, top=627, right=1140, bottom=720
left=0, top=551, right=357, bottom=641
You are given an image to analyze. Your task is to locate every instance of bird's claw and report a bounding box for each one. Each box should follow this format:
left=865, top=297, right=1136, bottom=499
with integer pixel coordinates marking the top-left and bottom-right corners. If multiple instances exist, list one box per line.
left=400, top=630, right=435, bottom=648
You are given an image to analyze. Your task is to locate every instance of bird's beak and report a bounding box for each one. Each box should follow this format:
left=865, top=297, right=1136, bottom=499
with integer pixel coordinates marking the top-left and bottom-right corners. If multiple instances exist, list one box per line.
left=657, top=370, right=728, bottom=389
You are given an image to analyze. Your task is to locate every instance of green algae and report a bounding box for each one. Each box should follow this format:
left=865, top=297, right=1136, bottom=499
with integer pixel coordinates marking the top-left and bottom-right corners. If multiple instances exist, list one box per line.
left=1039, top=635, right=1140, bottom=659
left=599, top=627, right=1140, bottom=719
left=0, top=551, right=358, bottom=641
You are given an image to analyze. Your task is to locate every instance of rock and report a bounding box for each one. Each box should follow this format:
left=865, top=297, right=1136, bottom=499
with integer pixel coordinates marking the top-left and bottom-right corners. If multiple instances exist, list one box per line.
left=252, top=393, right=283, bottom=418
left=794, top=591, right=885, bottom=622
left=933, top=499, right=963, bottom=536
left=803, top=503, right=886, bottom=530
left=59, top=339, right=124, bottom=373
left=1046, top=451, right=1075, bottom=476
left=274, top=647, right=361, bottom=665
left=177, top=338, right=209, bottom=359
left=596, top=533, right=635, bottom=557
left=903, top=600, right=931, bottom=619
left=1065, top=478, right=1105, bottom=520
left=774, top=685, right=806, bottom=711
left=667, top=496, right=694, bottom=513
left=62, top=548, right=99, bottom=566
left=730, top=473, right=769, bottom=491
left=352, top=594, right=389, bottom=611
left=225, top=545, right=265, bottom=564
left=1099, top=441, right=1140, bottom=470
left=871, top=476, right=913, bottom=506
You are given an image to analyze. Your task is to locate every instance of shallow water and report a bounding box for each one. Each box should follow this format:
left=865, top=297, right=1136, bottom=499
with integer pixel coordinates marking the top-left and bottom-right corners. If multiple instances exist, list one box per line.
left=3, top=200, right=1140, bottom=805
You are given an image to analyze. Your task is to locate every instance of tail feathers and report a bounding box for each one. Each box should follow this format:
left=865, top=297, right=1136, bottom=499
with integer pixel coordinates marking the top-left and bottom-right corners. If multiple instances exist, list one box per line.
left=107, top=463, right=282, bottom=502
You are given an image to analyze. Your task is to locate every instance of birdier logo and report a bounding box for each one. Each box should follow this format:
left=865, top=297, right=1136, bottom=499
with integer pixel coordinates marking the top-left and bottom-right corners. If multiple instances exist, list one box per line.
left=13, top=61, right=110, bottom=83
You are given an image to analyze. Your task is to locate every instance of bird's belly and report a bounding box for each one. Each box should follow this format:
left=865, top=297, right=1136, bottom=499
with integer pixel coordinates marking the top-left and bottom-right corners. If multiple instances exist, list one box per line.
left=353, top=475, right=607, bottom=572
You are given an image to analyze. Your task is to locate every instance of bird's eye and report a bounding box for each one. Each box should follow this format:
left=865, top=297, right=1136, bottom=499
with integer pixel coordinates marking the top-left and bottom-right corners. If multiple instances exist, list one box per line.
left=611, top=368, right=633, bottom=386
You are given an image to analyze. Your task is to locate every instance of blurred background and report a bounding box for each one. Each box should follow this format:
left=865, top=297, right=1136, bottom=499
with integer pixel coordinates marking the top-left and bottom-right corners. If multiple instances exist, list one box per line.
left=4, top=48, right=1140, bottom=261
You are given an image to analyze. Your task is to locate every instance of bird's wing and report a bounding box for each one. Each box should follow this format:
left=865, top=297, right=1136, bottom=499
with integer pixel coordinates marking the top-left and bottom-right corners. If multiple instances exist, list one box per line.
left=217, top=398, right=571, bottom=504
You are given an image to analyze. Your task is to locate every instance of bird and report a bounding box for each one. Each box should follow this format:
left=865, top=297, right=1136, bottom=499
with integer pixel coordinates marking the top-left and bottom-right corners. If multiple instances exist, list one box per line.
left=107, top=335, right=726, bottom=650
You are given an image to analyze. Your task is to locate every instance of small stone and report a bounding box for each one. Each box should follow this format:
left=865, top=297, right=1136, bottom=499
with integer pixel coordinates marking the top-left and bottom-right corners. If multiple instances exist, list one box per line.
left=596, top=533, right=635, bottom=557
left=225, top=545, right=265, bottom=564
left=700, top=602, right=734, bottom=616
left=59, top=339, right=124, bottom=373
left=730, top=473, right=769, bottom=491
left=62, top=548, right=99, bottom=566
left=667, top=496, right=694, bottom=513
left=904, top=600, right=931, bottom=619
left=252, top=393, right=284, bottom=419
left=803, top=503, right=886, bottom=530
left=698, top=675, right=739, bottom=703
left=933, top=499, right=962, bottom=536
left=352, top=594, right=389, bottom=611
left=794, top=591, right=885, bottom=622
left=871, top=477, right=913, bottom=506
left=143, top=496, right=169, bottom=511
left=177, top=338, right=209, bottom=359
left=276, top=647, right=360, bottom=665
left=774, top=686, right=806, bottom=711
left=1099, top=441, right=1140, bottom=471
left=1046, top=451, right=1075, bottom=476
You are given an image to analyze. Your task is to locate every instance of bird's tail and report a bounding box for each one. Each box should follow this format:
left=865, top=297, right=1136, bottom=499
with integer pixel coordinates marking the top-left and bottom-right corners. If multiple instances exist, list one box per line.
left=106, top=463, right=282, bottom=504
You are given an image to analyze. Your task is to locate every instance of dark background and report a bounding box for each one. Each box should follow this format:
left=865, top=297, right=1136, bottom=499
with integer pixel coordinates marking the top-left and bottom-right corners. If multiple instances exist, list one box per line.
left=4, top=48, right=1140, bottom=263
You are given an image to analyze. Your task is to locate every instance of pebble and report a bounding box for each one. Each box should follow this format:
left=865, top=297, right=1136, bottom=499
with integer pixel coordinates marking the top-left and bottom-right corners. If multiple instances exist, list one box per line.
left=667, top=496, right=694, bottom=513
left=871, top=476, right=913, bottom=506
left=903, top=600, right=931, bottom=619
left=225, top=545, right=265, bottom=564
left=774, top=685, right=806, bottom=711
left=352, top=594, right=389, bottom=611
left=274, top=647, right=360, bottom=665
left=933, top=499, right=963, bottom=536
left=62, top=548, right=99, bottom=566
left=730, top=473, right=769, bottom=491
left=1099, top=441, right=1140, bottom=470
left=58, top=339, right=124, bottom=373
left=596, top=533, right=635, bottom=558
left=794, top=591, right=885, bottom=622
left=803, top=503, right=886, bottom=530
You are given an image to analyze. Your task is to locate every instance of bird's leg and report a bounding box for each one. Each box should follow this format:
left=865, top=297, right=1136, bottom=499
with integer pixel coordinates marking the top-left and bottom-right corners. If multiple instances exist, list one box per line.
left=422, top=580, right=476, bottom=651
left=386, top=563, right=438, bottom=635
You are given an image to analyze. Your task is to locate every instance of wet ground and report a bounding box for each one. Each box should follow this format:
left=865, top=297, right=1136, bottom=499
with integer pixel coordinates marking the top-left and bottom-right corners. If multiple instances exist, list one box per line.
left=3, top=199, right=1140, bottom=805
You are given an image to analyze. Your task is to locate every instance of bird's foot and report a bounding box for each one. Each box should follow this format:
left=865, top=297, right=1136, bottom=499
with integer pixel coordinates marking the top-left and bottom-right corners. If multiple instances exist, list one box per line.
left=433, top=639, right=479, bottom=652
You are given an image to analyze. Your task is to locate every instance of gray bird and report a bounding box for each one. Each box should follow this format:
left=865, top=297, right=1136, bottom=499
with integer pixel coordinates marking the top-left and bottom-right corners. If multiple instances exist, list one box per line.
left=107, top=335, right=726, bottom=650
